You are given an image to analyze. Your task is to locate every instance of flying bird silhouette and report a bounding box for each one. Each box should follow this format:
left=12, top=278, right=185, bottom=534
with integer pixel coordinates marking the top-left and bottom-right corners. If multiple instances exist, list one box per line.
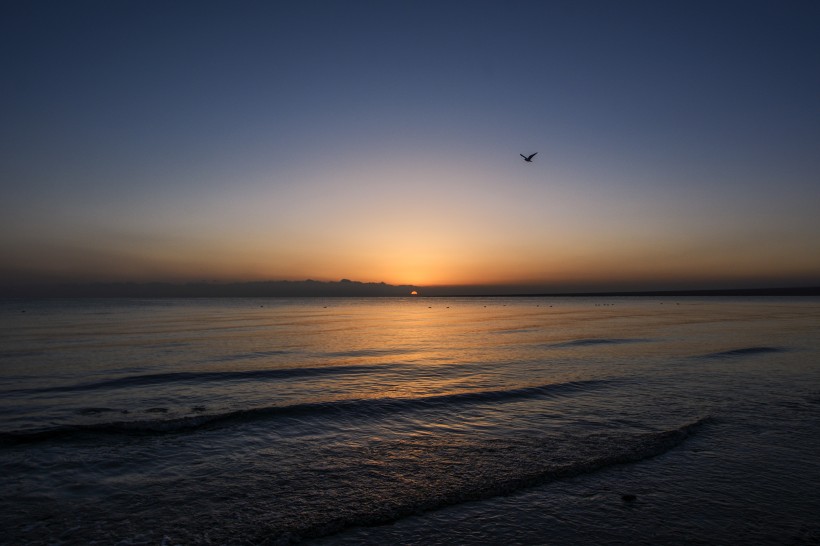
left=520, top=152, right=537, bottom=162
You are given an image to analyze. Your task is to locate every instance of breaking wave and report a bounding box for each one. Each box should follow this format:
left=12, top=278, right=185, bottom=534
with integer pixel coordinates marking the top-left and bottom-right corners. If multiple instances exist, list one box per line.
left=258, top=416, right=712, bottom=543
left=0, top=379, right=614, bottom=446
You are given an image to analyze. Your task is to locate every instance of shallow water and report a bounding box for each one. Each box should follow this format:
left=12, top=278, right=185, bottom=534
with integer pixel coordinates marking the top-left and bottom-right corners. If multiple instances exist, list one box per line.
left=1, top=297, right=819, bottom=544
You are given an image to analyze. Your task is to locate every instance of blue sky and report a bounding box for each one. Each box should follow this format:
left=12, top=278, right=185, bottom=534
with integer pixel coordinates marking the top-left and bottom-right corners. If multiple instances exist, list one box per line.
left=2, top=1, right=819, bottom=291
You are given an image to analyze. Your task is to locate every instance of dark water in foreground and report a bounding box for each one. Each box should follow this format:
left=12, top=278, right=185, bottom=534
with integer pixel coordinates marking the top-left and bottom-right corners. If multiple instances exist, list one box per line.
left=1, top=297, right=819, bottom=545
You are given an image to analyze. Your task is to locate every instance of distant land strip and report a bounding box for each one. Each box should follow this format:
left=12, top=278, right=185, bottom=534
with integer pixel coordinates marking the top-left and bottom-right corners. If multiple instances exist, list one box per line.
left=1, top=279, right=417, bottom=298
left=461, top=287, right=820, bottom=298
left=2, top=280, right=819, bottom=298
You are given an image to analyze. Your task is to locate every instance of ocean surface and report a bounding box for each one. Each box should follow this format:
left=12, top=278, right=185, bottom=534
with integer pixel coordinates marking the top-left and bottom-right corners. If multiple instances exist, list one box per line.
left=1, top=296, right=819, bottom=545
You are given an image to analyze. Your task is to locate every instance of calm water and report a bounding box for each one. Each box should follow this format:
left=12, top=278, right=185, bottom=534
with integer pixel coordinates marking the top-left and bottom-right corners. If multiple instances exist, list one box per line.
left=1, top=297, right=819, bottom=545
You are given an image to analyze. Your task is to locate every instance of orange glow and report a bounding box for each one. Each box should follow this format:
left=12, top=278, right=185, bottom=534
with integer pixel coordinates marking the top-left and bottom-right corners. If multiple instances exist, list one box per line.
left=3, top=156, right=819, bottom=291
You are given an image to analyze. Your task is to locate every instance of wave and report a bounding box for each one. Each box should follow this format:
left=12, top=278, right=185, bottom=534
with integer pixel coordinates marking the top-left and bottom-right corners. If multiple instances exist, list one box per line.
left=207, top=349, right=294, bottom=362
left=0, top=350, right=46, bottom=359
left=324, top=348, right=414, bottom=358
left=548, top=338, right=650, bottom=348
left=143, top=342, right=191, bottom=349
left=263, top=416, right=712, bottom=543
left=491, top=328, right=539, bottom=335
left=8, top=364, right=384, bottom=394
left=0, top=379, right=613, bottom=446
left=699, top=346, right=787, bottom=359
left=77, top=407, right=121, bottom=415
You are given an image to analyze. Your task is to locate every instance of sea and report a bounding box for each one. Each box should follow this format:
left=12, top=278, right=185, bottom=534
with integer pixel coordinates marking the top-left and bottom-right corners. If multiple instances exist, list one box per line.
left=1, top=296, right=819, bottom=545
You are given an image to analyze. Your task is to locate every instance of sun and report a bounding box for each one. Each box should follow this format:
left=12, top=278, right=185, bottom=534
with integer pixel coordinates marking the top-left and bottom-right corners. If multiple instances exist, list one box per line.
left=410, top=290, right=418, bottom=296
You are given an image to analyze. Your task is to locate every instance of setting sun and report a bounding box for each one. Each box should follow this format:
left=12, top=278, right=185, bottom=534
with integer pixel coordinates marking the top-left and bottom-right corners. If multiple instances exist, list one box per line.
left=2, top=2, right=820, bottom=544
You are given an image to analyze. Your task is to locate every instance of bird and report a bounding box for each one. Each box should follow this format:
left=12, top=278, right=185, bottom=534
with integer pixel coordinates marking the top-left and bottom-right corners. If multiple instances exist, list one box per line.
left=520, top=152, right=537, bottom=162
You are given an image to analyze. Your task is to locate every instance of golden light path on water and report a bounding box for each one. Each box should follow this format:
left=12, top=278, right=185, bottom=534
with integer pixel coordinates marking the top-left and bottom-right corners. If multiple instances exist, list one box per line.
left=1, top=297, right=820, bottom=543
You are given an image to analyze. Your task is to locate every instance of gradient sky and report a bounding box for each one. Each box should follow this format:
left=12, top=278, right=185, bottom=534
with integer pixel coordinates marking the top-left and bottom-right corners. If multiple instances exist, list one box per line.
left=2, top=0, right=819, bottom=292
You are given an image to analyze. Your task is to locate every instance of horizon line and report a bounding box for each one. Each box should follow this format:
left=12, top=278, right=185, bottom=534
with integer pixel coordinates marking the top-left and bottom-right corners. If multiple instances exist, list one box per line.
left=1, top=278, right=819, bottom=298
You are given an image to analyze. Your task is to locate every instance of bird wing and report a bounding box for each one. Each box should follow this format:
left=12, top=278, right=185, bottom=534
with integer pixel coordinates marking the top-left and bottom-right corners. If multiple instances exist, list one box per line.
left=528, top=152, right=538, bottom=160
left=520, top=154, right=527, bottom=160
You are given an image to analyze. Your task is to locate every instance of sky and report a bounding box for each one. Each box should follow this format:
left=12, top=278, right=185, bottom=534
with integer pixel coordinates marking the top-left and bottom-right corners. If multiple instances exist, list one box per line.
left=2, top=0, right=819, bottom=293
